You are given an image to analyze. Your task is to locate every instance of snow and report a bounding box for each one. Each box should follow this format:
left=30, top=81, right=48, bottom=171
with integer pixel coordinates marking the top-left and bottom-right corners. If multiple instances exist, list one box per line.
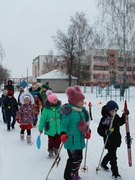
left=0, top=86, right=135, bottom=180
left=36, top=70, right=78, bottom=80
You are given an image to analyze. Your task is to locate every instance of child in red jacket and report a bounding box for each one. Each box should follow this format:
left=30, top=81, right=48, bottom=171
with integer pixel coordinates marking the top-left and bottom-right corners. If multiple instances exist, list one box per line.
left=16, top=92, right=35, bottom=144
left=33, top=95, right=42, bottom=127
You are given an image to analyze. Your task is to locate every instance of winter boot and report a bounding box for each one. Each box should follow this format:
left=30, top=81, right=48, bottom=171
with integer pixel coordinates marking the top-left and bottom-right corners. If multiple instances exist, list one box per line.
left=48, top=149, right=55, bottom=158
left=20, top=134, right=25, bottom=142
left=54, top=148, right=59, bottom=156
left=112, top=174, right=122, bottom=179
left=101, top=163, right=109, bottom=171
left=26, top=135, right=33, bottom=145
left=73, top=172, right=82, bottom=180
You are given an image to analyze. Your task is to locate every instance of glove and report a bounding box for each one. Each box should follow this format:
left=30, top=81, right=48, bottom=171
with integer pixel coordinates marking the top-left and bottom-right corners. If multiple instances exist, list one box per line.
left=125, top=109, right=129, bottom=115
left=85, top=132, right=91, bottom=139
left=39, top=130, right=43, bottom=134
left=61, top=134, right=68, bottom=142
left=105, top=128, right=114, bottom=136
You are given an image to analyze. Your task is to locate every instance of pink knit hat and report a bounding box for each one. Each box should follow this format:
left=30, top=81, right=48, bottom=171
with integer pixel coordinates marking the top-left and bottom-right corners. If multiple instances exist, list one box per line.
left=46, top=90, right=58, bottom=103
left=66, top=86, right=85, bottom=106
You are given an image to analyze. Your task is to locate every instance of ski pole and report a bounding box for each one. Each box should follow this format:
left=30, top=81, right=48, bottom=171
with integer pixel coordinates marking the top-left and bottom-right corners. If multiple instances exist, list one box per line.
left=81, top=103, right=92, bottom=172
left=81, top=138, right=89, bottom=172
left=46, top=130, right=74, bottom=180
left=96, top=109, right=116, bottom=173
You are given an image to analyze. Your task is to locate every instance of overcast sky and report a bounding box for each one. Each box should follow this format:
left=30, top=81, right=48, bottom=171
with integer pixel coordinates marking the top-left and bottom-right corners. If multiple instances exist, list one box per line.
left=0, top=0, right=98, bottom=78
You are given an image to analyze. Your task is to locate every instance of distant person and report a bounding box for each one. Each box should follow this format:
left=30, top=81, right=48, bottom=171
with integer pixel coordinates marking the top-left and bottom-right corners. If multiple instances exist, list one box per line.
left=46, top=82, right=52, bottom=90
left=0, top=90, right=8, bottom=123
left=18, top=87, right=24, bottom=107
left=3, top=90, right=18, bottom=131
left=29, top=82, right=42, bottom=102
left=4, top=80, right=14, bottom=92
left=38, top=90, right=61, bottom=158
left=97, top=100, right=129, bottom=179
left=33, top=95, right=42, bottom=127
left=16, top=92, right=35, bottom=144
left=40, top=83, right=50, bottom=108
left=60, top=86, right=91, bottom=180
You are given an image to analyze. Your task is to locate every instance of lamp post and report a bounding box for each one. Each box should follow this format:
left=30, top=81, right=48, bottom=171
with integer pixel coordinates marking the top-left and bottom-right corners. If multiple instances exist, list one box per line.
left=27, top=67, right=28, bottom=84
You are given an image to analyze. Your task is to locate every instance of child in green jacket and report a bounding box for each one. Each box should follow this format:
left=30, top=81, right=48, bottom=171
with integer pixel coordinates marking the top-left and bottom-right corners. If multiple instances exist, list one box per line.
left=38, top=90, right=61, bottom=158
left=60, top=86, right=91, bottom=180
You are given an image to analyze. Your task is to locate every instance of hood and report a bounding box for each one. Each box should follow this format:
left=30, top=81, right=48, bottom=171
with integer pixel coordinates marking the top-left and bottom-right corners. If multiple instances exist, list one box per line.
left=101, top=105, right=110, bottom=117
left=8, top=80, right=13, bottom=85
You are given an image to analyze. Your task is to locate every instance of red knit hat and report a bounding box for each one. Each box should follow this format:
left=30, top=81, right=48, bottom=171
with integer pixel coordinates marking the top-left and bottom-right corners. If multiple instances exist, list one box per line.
left=66, top=86, right=85, bottom=106
left=8, top=90, right=14, bottom=96
left=46, top=90, right=58, bottom=103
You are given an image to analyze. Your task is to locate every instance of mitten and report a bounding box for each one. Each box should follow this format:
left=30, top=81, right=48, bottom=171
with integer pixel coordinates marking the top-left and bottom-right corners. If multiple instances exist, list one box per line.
left=85, top=132, right=91, bottom=139
left=105, top=128, right=114, bottom=136
left=61, top=134, right=68, bottom=142
left=78, top=120, right=89, bottom=134
left=125, top=109, right=129, bottom=115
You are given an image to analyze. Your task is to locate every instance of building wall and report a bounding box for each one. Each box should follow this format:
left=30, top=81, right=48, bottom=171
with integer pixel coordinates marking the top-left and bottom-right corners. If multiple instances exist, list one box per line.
left=37, top=79, right=77, bottom=93
left=33, top=49, right=135, bottom=85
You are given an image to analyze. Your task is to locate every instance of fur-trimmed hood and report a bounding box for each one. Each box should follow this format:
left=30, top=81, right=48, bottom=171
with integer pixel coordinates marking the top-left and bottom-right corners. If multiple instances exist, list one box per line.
left=20, top=92, right=34, bottom=105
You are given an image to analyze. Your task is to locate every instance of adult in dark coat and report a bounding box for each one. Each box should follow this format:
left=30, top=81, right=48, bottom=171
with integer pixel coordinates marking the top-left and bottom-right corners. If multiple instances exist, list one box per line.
left=97, top=100, right=128, bottom=179
left=4, top=80, right=14, bottom=92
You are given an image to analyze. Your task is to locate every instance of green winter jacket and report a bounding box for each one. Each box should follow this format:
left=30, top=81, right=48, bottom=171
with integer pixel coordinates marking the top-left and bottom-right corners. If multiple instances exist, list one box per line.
left=60, top=104, right=89, bottom=150
left=40, top=90, right=47, bottom=106
left=38, top=100, right=61, bottom=136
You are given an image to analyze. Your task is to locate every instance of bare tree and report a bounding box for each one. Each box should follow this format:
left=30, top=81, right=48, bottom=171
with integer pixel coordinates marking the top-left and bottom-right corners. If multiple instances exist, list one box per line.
left=0, top=64, right=11, bottom=85
left=0, top=44, right=4, bottom=61
left=42, top=51, right=54, bottom=74
left=0, top=44, right=11, bottom=84
left=53, top=29, right=76, bottom=86
left=53, top=12, right=101, bottom=85
left=97, top=0, right=135, bottom=95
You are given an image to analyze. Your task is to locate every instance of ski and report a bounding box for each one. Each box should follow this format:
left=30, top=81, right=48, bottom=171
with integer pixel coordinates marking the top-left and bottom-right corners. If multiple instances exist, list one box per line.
left=46, top=142, right=64, bottom=180
left=124, top=100, right=132, bottom=167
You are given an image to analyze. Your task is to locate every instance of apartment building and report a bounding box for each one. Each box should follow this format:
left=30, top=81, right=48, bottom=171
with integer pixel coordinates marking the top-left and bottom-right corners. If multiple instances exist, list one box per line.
left=32, top=55, right=64, bottom=81
left=83, top=49, right=135, bottom=85
left=32, top=49, right=135, bottom=85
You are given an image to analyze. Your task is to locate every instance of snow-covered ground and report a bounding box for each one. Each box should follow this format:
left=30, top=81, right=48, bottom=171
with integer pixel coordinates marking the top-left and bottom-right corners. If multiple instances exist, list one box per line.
left=0, top=86, right=134, bottom=180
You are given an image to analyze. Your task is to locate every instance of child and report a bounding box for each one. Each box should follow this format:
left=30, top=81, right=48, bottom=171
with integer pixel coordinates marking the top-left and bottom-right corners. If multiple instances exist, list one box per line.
left=16, top=92, right=35, bottom=144
left=17, top=87, right=24, bottom=106
left=97, top=100, right=129, bottom=179
left=0, top=90, right=8, bottom=123
left=40, top=83, right=50, bottom=108
left=3, top=90, right=18, bottom=131
left=60, top=86, right=91, bottom=180
left=38, top=90, right=61, bottom=158
left=33, top=95, right=42, bottom=127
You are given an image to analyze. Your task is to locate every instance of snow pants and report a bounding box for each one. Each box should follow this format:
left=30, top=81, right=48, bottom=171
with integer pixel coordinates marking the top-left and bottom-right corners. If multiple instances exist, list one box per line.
left=101, top=146, right=119, bottom=176
left=6, top=114, right=16, bottom=130
left=64, top=149, right=83, bottom=180
left=48, top=134, right=61, bottom=150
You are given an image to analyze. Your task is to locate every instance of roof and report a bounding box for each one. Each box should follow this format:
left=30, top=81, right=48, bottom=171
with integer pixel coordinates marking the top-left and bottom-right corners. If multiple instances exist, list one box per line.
left=36, top=70, right=78, bottom=80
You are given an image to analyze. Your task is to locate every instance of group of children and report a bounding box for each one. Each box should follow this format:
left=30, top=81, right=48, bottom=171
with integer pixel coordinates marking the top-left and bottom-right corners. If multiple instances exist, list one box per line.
left=0, top=80, right=129, bottom=180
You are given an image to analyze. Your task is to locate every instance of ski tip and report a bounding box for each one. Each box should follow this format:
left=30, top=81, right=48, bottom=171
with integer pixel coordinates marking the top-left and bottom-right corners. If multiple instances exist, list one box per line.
left=129, top=162, right=132, bottom=167
left=124, top=100, right=127, bottom=111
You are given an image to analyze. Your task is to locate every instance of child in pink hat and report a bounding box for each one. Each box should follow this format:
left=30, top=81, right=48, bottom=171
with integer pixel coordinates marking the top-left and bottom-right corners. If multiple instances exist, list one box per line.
left=38, top=90, right=61, bottom=158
